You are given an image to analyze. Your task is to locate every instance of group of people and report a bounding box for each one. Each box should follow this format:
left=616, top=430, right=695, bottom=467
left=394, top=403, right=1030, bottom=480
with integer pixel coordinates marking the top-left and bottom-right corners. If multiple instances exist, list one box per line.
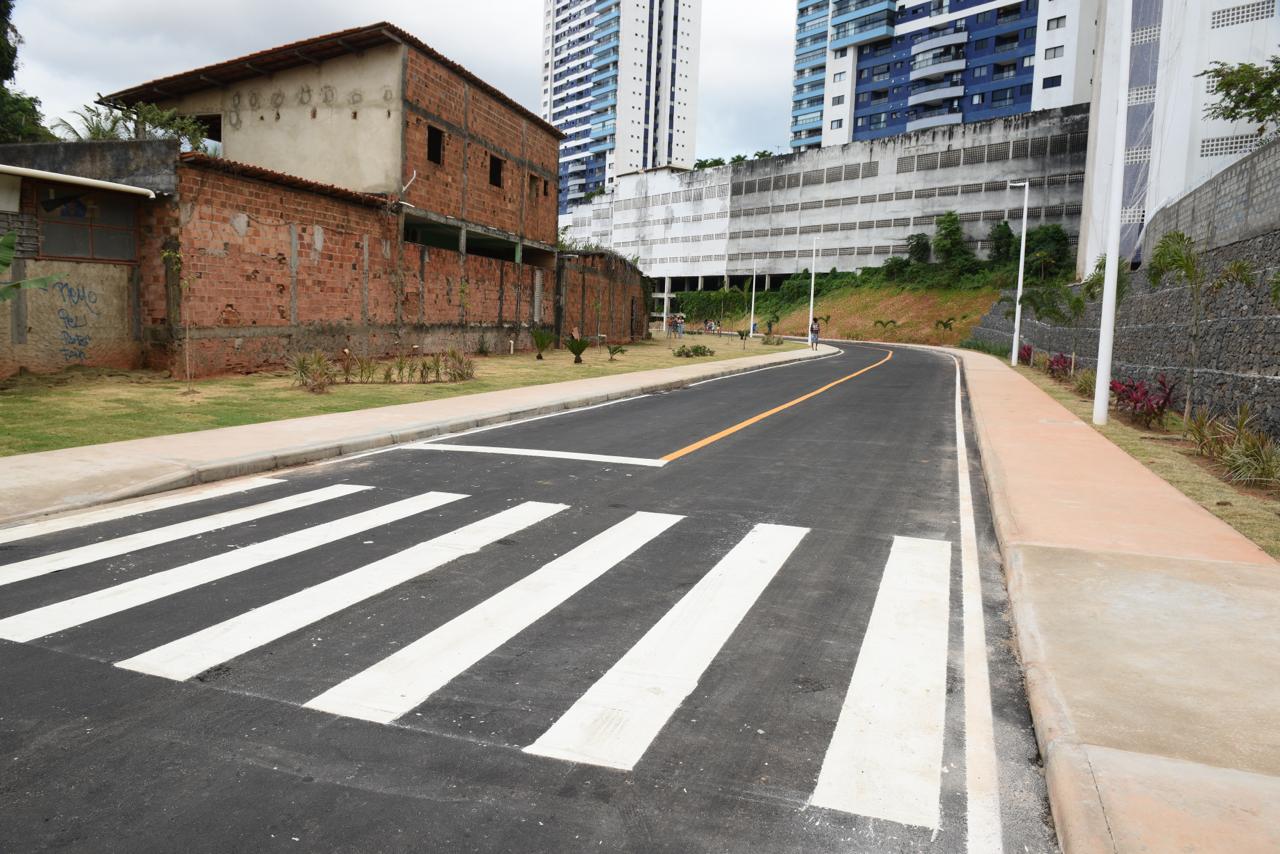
left=661, top=313, right=822, bottom=348
left=664, top=313, right=686, bottom=338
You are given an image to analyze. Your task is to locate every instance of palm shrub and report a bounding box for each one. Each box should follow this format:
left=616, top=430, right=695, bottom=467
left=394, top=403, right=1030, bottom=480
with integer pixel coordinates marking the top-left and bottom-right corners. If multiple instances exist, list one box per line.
left=288, top=352, right=311, bottom=388
left=444, top=349, right=475, bottom=381
left=1147, top=232, right=1256, bottom=427
left=356, top=356, right=376, bottom=384
left=565, top=336, right=590, bottom=364
left=531, top=326, right=555, bottom=360
left=1073, top=368, right=1097, bottom=396
left=607, top=344, right=627, bottom=361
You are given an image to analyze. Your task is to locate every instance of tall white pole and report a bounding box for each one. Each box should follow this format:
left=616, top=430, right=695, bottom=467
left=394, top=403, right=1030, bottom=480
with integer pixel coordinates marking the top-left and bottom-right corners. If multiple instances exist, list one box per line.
left=1009, top=181, right=1030, bottom=367
left=661, top=275, right=671, bottom=337
left=1092, top=0, right=1132, bottom=425
left=749, top=260, right=758, bottom=338
left=808, top=236, right=817, bottom=338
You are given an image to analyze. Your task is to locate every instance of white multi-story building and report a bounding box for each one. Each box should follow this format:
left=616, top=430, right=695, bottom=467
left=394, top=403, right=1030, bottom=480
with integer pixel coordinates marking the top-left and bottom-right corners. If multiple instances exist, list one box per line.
left=541, top=0, right=701, bottom=213
left=1079, top=0, right=1280, bottom=267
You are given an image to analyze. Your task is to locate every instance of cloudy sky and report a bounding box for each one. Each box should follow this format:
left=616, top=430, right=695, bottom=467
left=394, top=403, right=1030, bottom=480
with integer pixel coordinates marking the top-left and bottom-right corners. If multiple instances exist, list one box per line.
left=11, top=0, right=795, bottom=159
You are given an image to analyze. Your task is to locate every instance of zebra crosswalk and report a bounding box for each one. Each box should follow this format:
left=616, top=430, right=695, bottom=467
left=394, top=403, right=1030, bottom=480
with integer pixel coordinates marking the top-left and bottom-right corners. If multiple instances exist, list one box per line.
left=0, top=480, right=963, bottom=830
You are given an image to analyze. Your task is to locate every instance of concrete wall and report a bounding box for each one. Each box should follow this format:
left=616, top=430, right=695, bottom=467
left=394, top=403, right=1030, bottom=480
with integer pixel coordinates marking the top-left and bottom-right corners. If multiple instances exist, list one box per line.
left=0, top=139, right=181, bottom=194
left=160, top=45, right=405, bottom=196
left=970, top=138, right=1280, bottom=437
left=558, top=252, right=650, bottom=344
left=1, top=259, right=141, bottom=376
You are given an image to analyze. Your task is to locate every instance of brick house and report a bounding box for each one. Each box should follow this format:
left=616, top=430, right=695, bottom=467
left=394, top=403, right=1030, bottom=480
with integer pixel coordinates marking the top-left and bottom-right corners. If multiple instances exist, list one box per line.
left=0, top=23, right=647, bottom=378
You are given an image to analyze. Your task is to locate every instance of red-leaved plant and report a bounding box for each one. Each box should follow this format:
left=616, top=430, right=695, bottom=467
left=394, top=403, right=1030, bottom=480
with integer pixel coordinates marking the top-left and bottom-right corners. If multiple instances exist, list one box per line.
left=1047, top=352, right=1073, bottom=378
left=1018, top=343, right=1034, bottom=365
left=1110, top=375, right=1178, bottom=428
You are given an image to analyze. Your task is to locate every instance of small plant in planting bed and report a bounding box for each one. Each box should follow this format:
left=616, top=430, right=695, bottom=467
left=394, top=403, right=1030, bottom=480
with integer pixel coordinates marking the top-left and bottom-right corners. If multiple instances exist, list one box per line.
left=565, top=336, right=591, bottom=364
left=607, top=344, right=627, bottom=361
left=1110, top=375, right=1178, bottom=429
left=673, top=344, right=715, bottom=357
left=1018, top=343, right=1033, bottom=365
left=1046, top=352, right=1073, bottom=379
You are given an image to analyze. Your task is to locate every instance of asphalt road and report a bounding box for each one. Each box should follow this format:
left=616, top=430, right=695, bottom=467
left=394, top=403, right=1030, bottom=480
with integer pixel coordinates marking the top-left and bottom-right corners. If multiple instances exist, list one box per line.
left=0, top=342, right=1056, bottom=853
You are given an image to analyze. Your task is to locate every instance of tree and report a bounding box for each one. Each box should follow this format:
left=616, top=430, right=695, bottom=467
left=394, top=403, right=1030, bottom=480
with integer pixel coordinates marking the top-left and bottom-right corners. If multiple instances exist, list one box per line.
left=693, top=157, right=726, bottom=169
left=729, top=154, right=747, bottom=164
left=753, top=150, right=774, bottom=160
left=1199, top=54, right=1280, bottom=134
left=1025, top=224, right=1072, bottom=272
left=987, top=221, right=1016, bottom=264
left=1147, top=231, right=1256, bottom=427
left=0, top=1, right=55, bottom=143
left=906, top=233, right=931, bottom=264
left=882, top=256, right=910, bottom=282
left=932, top=211, right=973, bottom=267
left=53, top=105, right=126, bottom=141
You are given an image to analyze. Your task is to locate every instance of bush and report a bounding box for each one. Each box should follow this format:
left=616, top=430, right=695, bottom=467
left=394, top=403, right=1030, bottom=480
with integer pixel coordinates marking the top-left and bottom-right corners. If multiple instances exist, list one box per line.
left=1219, top=428, right=1280, bottom=488
left=607, top=344, right=626, bottom=361
left=289, top=351, right=336, bottom=393
left=444, top=348, right=475, bottom=381
left=1018, top=343, right=1033, bottom=365
left=958, top=338, right=1010, bottom=359
left=1031, top=350, right=1050, bottom=371
left=761, top=334, right=785, bottom=346
left=1073, top=368, right=1096, bottom=396
left=674, top=344, right=715, bottom=357
left=356, top=356, right=376, bottom=384
left=1046, top=352, right=1073, bottom=379
left=531, top=326, right=555, bottom=360
left=1110, top=375, right=1177, bottom=428
left=565, top=336, right=591, bottom=364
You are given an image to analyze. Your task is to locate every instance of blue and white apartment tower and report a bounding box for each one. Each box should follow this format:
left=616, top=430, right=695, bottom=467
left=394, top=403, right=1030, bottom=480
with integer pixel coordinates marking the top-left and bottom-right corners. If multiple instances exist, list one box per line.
left=791, top=0, right=1098, bottom=151
left=542, top=0, right=702, bottom=214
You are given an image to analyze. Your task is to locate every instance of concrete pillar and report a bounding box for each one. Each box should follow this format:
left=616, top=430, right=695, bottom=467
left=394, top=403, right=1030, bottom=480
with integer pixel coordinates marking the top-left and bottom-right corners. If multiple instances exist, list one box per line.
left=697, top=276, right=704, bottom=291
left=662, top=276, right=671, bottom=332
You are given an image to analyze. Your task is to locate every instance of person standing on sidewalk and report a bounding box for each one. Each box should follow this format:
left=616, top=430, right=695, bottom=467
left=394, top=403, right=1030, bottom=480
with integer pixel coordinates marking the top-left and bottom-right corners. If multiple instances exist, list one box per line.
left=809, top=318, right=820, bottom=350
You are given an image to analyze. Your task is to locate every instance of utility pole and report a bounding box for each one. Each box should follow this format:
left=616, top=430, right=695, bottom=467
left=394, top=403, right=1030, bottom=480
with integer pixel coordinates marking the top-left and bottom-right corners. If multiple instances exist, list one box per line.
left=1009, top=180, right=1030, bottom=367
left=1091, top=0, right=1133, bottom=425
left=808, top=236, right=817, bottom=337
left=749, top=260, right=757, bottom=338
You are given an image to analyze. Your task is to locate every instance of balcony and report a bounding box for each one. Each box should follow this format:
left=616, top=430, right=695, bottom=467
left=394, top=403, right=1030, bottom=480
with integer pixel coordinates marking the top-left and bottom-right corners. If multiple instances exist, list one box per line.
left=910, top=27, right=967, bottom=55
left=906, top=105, right=962, bottom=132
left=909, top=50, right=966, bottom=81
left=831, top=0, right=894, bottom=26
left=830, top=10, right=895, bottom=49
left=907, top=81, right=964, bottom=107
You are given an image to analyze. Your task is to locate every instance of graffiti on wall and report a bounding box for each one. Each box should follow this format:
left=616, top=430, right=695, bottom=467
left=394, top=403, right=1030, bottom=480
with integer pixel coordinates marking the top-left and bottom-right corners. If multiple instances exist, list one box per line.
left=52, top=281, right=99, bottom=362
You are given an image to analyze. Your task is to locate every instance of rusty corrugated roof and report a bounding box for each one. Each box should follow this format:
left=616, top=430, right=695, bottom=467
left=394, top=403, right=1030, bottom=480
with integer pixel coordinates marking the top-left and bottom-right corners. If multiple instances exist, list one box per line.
left=104, top=22, right=562, bottom=139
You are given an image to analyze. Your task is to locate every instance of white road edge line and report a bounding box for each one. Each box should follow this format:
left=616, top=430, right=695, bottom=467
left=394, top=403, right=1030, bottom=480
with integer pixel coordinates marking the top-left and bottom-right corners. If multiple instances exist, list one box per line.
left=305, top=510, right=684, bottom=724
left=0, top=491, right=467, bottom=643
left=0, top=477, right=285, bottom=546
left=947, top=351, right=1005, bottom=852
left=686, top=347, right=843, bottom=387
left=810, top=535, right=952, bottom=827
left=0, top=484, right=371, bottom=588
left=115, top=501, right=568, bottom=682
left=524, top=522, right=808, bottom=770
left=407, top=444, right=666, bottom=468
left=412, top=395, right=651, bottom=445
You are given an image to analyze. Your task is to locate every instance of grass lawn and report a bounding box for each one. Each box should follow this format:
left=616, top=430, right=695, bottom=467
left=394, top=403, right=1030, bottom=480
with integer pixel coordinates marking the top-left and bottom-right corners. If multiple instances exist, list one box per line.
left=1015, top=365, right=1280, bottom=561
left=0, top=338, right=801, bottom=457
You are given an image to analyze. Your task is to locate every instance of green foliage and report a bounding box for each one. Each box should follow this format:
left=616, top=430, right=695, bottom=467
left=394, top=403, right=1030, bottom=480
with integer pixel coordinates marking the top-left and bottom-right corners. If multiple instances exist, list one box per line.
left=906, top=233, right=931, bottom=264
left=729, top=154, right=747, bottom=164
left=565, top=336, right=590, bottom=363
left=381, top=365, right=394, bottom=384
left=676, top=286, right=745, bottom=322
left=933, top=211, right=973, bottom=267
left=1073, top=368, right=1097, bottom=396
left=356, top=356, right=376, bottom=384
left=0, top=7, right=55, bottom=143
left=607, top=344, right=627, bottom=361
left=426, top=352, right=443, bottom=382
left=935, top=317, right=956, bottom=331
left=1199, top=55, right=1280, bottom=132
left=1188, top=404, right=1280, bottom=488
left=672, top=343, right=715, bottom=357
left=882, top=256, right=910, bottom=281
left=753, top=150, right=774, bottom=159
left=289, top=351, right=335, bottom=394
left=761, top=334, right=785, bottom=345
left=958, top=338, right=1010, bottom=359
left=1080, top=254, right=1131, bottom=306
left=0, top=232, right=57, bottom=302
left=693, top=157, right=726, bottom=169
left=444, top=348, right=475, bottom=381
left=52, top=101, right=210, bottom=151
left=53, top=105, right=126, bottom=141
left=873, top=319, right=897, bottom=330
left=531, top=326, right=555, bottom=359
left=987, top=221, right=1016, bottom=264
left=475, top=334, right=490, bottom=356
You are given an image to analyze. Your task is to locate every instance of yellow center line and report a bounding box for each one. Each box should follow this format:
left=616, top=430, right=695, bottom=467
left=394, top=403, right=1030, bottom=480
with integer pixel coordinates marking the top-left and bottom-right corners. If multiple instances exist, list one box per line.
left=661, top=349, right=894, bottom=462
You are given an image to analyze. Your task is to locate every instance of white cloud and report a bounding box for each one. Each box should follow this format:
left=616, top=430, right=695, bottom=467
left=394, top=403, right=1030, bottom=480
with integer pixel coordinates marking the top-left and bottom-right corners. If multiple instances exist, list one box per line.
left=10, top=0, right=794, bottom=157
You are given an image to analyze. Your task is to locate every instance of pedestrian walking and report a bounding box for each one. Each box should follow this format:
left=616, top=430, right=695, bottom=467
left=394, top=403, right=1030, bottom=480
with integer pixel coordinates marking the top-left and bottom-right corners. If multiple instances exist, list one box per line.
left=809, top=318, right=820, bottom=349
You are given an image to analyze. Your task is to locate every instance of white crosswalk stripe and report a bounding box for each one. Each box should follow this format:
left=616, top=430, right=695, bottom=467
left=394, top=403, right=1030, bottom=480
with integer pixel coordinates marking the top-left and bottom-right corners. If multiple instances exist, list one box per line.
left=0, top=477, right=284, bottom=546
left=0, top=491, right=466, bottom=643
left=524, top=522, right=809, bottom=770
left=305, top=510, right=684, bottom=724
left=115, top=501, right=568, bottom=682
left=810, top=535, right=952, bottom=828
left=0, top=484, right=371, bottom=588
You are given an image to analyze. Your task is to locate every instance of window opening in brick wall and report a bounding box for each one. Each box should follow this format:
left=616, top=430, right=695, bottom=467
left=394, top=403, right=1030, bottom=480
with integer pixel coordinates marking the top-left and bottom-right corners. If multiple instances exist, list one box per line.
left=489, top=155, right=504, bottom=188
left=427, top=125, right=444, bottom=165
left=36, top=183, right=137, bottom=262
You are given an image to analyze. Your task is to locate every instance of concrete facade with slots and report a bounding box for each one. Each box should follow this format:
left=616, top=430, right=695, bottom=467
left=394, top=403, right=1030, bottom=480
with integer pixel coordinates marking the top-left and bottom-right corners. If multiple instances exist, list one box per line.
left=559, top=105, right=1090, bottom=307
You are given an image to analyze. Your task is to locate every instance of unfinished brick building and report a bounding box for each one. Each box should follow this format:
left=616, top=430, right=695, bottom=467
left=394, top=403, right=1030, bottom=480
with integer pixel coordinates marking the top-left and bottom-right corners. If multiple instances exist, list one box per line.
left=0, top=23, right=648, bottom=378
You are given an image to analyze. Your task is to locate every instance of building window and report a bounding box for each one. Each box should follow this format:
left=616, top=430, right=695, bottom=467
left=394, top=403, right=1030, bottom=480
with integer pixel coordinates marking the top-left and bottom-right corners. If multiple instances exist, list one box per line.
left=489, top=155, right=504, bottom=188
left=36, top=183, right=137, bottom=261
left=830, top=119, right=844, bottom=129
left=1047, top=15, right=1066, bottom=30
left=831, top=95, right=845, bottom=106
left=973, top=65, right=989, bottom=78
left=1022, top=55, right=1035, bottom=67
left=427, top=125, right=444, bottom=165
left=833, top=71, right=847, bottom=82
left=1043, top=75, right=1062, bottom=88
left=833, top=48, right=848, bottom=59
left=1045, top=45, right=1064, bottom=59
left=972, top=93, right=984, bottom=105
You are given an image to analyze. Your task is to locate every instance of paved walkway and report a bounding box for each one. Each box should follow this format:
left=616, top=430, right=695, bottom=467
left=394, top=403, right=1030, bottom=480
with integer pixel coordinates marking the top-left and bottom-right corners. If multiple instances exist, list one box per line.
left=953, top=347, right=1280, bottom=854
left=0, top=346, right=834, bottom=527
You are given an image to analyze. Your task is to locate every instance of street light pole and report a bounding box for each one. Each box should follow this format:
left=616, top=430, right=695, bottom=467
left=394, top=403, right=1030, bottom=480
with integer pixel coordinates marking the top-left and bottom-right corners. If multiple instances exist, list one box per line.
left=749, top=260, right=758, bottom=338
left=1009, top=180, right=1030, bottom=367
left=1091, top=0, right=1133, bottom=426
left=808, top=236, right=817, bottom=339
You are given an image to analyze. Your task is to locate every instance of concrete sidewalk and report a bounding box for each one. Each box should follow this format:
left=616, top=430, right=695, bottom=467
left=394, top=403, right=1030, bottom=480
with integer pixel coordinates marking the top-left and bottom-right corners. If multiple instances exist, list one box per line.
left=954, top=348, right=1280, bottom=854
left=0, top=345, right=835, bottom=527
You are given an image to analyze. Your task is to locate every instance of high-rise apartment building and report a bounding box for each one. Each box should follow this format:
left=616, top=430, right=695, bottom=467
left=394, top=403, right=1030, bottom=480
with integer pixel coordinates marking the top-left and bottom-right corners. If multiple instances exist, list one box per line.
left=541, top=0, right=701, bottom=213
left=791, top=0, right=1097, bottom=151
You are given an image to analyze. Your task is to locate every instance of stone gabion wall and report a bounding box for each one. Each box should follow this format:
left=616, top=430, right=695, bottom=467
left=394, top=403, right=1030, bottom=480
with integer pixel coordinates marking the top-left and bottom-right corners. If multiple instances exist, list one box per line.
left=969, top=228, right=1280, bottom=437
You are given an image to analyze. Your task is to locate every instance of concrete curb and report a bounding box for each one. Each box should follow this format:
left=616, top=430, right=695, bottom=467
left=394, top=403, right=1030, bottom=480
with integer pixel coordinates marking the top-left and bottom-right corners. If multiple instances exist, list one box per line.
left=0, top=344, right=836, bottom=527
